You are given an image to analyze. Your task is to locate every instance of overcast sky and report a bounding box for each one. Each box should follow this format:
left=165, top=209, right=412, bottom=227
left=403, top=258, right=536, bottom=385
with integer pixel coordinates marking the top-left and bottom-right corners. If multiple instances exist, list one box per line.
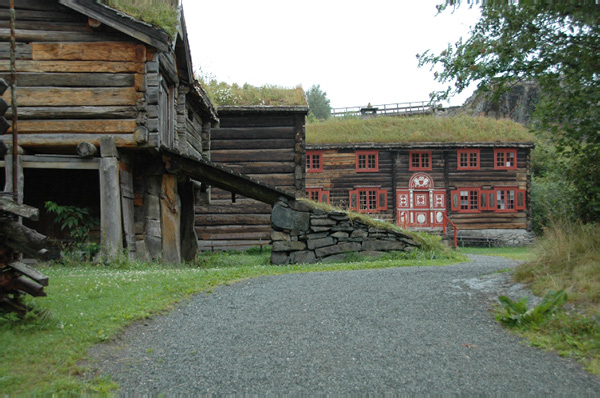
left=181, top=1, right=481, bottom=109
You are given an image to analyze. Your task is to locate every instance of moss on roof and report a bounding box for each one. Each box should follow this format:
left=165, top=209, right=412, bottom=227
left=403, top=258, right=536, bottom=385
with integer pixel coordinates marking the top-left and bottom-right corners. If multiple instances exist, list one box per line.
left=200, top=80, right=307, bottom=107
left=306, top=114, right=534, bottom=145
left=102, top=0, right=179, bottom=38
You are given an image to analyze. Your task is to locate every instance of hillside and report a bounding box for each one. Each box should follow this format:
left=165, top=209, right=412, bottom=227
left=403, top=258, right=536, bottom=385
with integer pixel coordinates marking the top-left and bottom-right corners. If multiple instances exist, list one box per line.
left=306, top=114, right=534, bottom=145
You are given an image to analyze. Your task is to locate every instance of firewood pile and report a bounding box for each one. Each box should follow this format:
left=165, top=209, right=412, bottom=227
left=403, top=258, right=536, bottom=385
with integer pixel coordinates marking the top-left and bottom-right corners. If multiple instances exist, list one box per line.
left=0, top=197, right=50, bottom=316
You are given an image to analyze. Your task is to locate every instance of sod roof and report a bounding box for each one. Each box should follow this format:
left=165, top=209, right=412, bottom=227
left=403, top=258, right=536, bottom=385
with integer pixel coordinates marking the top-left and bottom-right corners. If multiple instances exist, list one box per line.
left=306, top=115, right=535, bottom=147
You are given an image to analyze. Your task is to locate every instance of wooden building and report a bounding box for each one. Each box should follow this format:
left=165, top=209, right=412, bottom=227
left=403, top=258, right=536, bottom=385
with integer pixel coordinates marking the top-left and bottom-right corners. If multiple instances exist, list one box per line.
left=306, top=139, right=536, bottom=245
left=196, top=106, right=308, bottom=251
left=0, top=0, right=294, bottom=261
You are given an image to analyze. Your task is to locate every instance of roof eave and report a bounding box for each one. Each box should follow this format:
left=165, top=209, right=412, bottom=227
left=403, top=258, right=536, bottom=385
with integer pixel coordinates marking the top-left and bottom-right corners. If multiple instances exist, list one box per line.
left=59, top=0, right=172, bottom=52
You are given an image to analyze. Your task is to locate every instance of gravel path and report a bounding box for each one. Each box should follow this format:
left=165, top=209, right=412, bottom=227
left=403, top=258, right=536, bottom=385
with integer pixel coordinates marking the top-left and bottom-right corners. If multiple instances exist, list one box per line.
left=85, top=255, right=600, bottom=394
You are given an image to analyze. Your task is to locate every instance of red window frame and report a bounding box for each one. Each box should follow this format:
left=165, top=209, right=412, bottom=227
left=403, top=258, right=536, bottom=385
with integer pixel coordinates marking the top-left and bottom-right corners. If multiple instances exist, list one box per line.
left=349, top=187, right=387, bottom=213
left=355, top=150, right=379, bottom=172
left=457, top=149, right=480, bottom=170
left=452, top=187, right=526, bottom=213
left=451, top=188, right=480, bottom=213
left=306, top=187, right=330, bottom=204
left=494, top=148, right=517, bottom=170
left=409, top=151, right=432, bottom=171
left=306, top=150, right=323, bottom=173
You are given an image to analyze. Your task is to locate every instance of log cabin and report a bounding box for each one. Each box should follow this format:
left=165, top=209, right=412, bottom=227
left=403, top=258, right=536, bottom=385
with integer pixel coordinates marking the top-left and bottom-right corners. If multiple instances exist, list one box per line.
left=305, top=116, right=536, bottom=246
left=0, top=0, right=295, bottom=262
left=196, top=105, right=308, bottom=251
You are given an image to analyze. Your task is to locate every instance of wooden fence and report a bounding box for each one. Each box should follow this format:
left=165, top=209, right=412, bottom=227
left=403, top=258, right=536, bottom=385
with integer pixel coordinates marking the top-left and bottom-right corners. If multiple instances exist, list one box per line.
left=330, top=101, right=434, bottom=118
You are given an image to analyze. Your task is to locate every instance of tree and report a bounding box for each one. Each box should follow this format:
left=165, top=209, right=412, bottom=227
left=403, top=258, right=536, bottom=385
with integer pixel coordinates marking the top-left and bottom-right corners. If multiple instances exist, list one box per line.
left=418, top=2, right=600, bottom=221
left=306, top=84, right=331, bottom=120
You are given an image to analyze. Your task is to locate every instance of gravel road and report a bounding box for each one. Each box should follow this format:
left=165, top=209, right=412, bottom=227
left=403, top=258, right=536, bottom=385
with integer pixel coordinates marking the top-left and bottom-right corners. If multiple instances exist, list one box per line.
left=85, top=255, right=600, bottom=395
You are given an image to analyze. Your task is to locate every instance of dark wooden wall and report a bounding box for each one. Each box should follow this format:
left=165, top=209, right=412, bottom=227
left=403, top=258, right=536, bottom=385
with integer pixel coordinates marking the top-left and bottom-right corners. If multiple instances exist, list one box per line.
left=195, top=107, right=307, bottom=251
left=0, top=0, right=145, bottom=152
left=306, top=145, right=532, bottom=231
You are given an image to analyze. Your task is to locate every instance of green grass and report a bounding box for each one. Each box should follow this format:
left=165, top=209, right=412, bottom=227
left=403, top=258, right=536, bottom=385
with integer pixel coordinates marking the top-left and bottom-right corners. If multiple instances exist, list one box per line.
left=0, top=247, right=465, bottom=394
left=498, top=221, right=600, bottom=375
left=102, top=0, right=179, bottom=38
left=306, top=114, right=534, bottom=144
left=459, top=246, right=537, bottom=262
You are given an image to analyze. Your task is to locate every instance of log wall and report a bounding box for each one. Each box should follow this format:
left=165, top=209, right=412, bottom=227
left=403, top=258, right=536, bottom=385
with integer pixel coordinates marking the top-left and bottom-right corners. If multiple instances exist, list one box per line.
left=196, top=107, right=307, bottom=251
left=0, top=1, right=145, bottom=152
left=305, top=144, right=533, bottom=233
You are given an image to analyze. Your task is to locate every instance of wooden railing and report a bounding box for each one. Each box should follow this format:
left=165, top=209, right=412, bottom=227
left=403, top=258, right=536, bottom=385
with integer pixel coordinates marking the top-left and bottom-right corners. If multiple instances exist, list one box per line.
left=442, top=213, right=458, bottom=249
left=331, top=101, right=433, bottom=118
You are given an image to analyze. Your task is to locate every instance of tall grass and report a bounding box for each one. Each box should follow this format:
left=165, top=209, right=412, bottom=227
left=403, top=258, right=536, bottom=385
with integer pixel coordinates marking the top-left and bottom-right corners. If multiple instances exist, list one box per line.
left=102, top=0, right=179, bottom=38
left=514, top=220, right=600, bottom=314
left=306, top=114, right=534, bottom=144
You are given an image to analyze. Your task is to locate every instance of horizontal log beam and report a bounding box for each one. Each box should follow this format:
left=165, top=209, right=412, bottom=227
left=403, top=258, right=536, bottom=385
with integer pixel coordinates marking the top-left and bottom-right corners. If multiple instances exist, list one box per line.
left=10, top=120, right=137, bottom=134
left=163, top=151, right=295, bottom=206
left=0, top=72, right=134, bottom=87
left=6, top=106, right=138, bottom=120
left=32, top=42, right=145, bottom=63
left=0, top=60, right=143, bottom=73
left=0, top=134, right=139, bottom=149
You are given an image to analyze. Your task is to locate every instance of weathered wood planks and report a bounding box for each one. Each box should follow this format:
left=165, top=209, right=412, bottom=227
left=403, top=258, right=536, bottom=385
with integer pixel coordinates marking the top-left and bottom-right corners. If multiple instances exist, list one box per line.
left=3, top=87, right=139, bottom=106
left=32, top=42, right=145, bottom=62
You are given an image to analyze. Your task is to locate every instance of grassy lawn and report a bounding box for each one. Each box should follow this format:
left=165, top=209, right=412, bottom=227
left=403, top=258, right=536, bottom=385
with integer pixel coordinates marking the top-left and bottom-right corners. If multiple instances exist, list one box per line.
left=0, top=248, right=464, bottom=394
left=458, top=246, right=537, bottom=262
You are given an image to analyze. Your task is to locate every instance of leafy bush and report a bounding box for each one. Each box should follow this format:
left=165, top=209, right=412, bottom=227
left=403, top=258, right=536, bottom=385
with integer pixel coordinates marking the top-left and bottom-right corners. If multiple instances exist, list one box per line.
left=496, top=290, right=567, bottom=327
left=44, top=201, right=100, bottom=257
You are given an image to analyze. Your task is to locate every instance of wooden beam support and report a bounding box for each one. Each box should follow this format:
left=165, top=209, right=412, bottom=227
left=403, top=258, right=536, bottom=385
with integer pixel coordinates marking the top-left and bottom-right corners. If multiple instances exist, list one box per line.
left=99, top=157, right=122, bottom=259
left=162, top=151, right=295, bottom=206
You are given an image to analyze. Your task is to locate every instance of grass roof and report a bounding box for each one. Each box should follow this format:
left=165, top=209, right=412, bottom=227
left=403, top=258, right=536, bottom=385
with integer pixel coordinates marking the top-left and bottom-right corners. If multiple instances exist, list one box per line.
left=306, top=114, right=535, bottom=145
left=102, top=0, right=179, bottom=38
left=200, top=80, right=307, bottom=108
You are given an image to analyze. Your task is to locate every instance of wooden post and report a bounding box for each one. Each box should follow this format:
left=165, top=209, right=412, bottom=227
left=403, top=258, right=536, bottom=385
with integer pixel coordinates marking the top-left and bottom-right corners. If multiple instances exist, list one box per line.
left=179, top=179, right=198, bottom=262
left=161, top=174, right=180, bottom=263
left=4, top=150, right=23, bottom=204
left=119, top=163, right=136, bottom=259
left=99, top=138, right=122, bottom=259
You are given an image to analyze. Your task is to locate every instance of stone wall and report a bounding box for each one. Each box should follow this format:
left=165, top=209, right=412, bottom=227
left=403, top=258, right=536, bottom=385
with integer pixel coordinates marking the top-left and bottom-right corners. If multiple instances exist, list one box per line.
left=457, top=229, right=536, bottom=247
left=270, top=198, right=421, bottom=265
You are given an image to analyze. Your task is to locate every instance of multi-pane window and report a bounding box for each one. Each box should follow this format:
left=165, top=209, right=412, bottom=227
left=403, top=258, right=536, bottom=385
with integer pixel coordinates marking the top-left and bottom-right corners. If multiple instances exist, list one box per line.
left=460, top=190, right=479, bottom=211
left=306, top=188, right=329, bottom=204
left=494, top=149, right=517, bottom=170
left=452, top=187, right=526, bottom=213
left=349, top=188, right=387, bottom=213
left=409, top=151, right=432, bottom=171
left=355, top=151, right=379, bottom=172
left=457, top=149, right=480, bottom=170
left=306, top=151, right=323, bottom=172
left=496, top=189, right=515, bottom=211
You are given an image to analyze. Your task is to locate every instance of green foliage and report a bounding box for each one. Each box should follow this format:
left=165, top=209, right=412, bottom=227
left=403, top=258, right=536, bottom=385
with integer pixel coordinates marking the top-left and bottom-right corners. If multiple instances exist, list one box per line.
left=102, top=0, right=179, bottom=38
left=195, top=70, right=306, bottom=107
left=306, top=114, right=533, bottom=144
left=419, top=2, right=600, bottom=221
left=514, top=220, right=600, bottom=315
left=44, top=202, right=99, bottom=253
left=306, top=84, right=331, bottom=120
left=496, top=290, right=567, bottom=327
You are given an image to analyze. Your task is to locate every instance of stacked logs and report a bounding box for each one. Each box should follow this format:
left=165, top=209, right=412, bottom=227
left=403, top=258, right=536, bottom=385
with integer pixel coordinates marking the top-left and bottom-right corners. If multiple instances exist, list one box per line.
left=0, top=197, right=50, bottom=316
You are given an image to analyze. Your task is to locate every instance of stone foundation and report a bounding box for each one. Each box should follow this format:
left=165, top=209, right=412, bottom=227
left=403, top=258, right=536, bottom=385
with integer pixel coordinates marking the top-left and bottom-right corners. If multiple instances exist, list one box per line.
left=270, top=198, right=421, bottom=265
left=457, top=229, right=536, bottom=247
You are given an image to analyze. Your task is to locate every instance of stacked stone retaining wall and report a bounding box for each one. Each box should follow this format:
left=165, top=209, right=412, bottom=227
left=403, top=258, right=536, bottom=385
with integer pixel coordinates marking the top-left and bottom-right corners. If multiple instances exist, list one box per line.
left=270, top=198, right=420, bottom=265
